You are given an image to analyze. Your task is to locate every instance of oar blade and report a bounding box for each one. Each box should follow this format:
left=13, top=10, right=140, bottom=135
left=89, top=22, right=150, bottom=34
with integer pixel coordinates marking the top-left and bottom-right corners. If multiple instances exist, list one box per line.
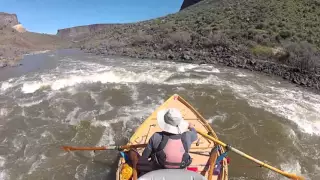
left=195, top=128, right=305, bottom=180
left=288, top=175, right=305, bottom=180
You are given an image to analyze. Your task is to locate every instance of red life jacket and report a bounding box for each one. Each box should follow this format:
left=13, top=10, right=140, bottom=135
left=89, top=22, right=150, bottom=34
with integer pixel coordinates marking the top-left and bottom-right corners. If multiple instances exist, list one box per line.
left=152, top=132, right=192, bottom=169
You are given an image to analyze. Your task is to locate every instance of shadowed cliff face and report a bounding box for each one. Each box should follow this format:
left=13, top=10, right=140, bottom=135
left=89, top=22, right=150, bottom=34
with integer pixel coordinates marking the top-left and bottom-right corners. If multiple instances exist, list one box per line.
left=180, top=0, right=202, bottom=10
left=0, top=12, right=19, bottom=27
left=57, top=24, right=117, bottom=41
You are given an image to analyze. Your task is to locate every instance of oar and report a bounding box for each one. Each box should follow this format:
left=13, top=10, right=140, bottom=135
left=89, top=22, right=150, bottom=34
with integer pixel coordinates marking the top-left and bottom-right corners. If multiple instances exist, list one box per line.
left=62, top=144, right=212, bottom=152
left=62, top=144, right=147, bottom=152
left=196, top=129, right=304, bottom=180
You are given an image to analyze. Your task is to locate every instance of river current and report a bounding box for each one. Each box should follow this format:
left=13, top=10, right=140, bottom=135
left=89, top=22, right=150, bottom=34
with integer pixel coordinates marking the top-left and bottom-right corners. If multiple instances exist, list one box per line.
left=0, top=50, right=319, bottom=180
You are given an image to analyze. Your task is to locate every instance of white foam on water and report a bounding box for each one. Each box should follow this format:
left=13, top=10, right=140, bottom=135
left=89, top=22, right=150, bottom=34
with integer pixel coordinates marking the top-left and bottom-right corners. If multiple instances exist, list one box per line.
left=21, top=82, right=49, bottom=94
left=17, top=99, right=44, bottom=107
left=0, top=82, right=13, bottom=91
left=2, top=57, right=320, bottom=137
left=17, top=68, right=174, bottom=93
left=165, top=75, right=216, bottom=85
left=194, top=68, right=220, bottom=73
left=236, top=73, right=247, bottom=77
left=266, top=159, right=307, bottom=180
left=177, top=64, right=199, bottom=72
left=129, top=84, right=139, bottom=101
left=94, top=95, right=163, bottom=145
left=222, top=79, right=320, bottom=136
left=94, top=123, right=115, bottom=146
left=173, top=87, right=186, bottom=91
left=208, top=113, right=228, bottom=124
left=40, top=131, right=57, bottom=141
left=312, top=165, right=320, bottom=178
left=280, top=160, right=308, bottom=180
left=177, top=66, right=186, bottom=72
left=27, top=154, right=46, bottom=175
left=0, top=108, right=8, bottom=117
left=104, top=101, right=114, bottom=112
left=66, top=107, right=81, bottom=125
left=0, top=156, right=5, bottom=167
left=0, top=170, right=9, bottom=180
left=12, top=136, right=25, bottom=152
left=25, top=50, right=50, bottom=56
left=75, top=164, right=88, bottom=180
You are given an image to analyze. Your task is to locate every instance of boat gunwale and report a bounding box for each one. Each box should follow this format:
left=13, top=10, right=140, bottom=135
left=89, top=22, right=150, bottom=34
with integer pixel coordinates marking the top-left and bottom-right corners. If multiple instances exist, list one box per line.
left=116, top=94, right=229, bottom=180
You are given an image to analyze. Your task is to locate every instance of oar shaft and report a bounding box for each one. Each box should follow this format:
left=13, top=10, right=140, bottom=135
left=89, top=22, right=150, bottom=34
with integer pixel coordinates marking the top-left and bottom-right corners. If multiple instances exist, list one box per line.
left=229, top=147, right=298, bottom=179
left=62, top=146, right=116, bottom=151
left=62, top=144, right=148, bottom=152
left=196, top=129, right=304, bottom=180
left=119, top=144, right=147, bottom=149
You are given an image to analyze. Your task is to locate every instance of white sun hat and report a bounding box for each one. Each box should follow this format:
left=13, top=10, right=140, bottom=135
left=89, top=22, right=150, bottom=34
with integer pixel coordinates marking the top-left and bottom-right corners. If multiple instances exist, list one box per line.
left=157, top=108, right=189, bottom=134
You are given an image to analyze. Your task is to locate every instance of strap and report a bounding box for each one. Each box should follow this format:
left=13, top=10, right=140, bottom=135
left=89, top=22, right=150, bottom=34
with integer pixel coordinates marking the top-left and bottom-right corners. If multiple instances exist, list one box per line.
left=120, top=152, right=129, bottom=162
left=164, top=162, right=184, bottom=166
left=181, top=132, right=188, bottom=152
left=157, top=133, right=169, bottom=151
left=215, top=152, right=228, bottom=165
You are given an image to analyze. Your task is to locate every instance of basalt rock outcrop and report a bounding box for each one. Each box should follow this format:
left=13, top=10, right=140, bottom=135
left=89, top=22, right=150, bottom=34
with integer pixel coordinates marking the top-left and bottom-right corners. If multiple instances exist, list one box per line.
left=0, top=12, right=19, bottom=27
left=0, top=12, right=26, bottom=33
left=57, top=24, right=117, bottom=41
left=180, top=0, right=202, bottom=10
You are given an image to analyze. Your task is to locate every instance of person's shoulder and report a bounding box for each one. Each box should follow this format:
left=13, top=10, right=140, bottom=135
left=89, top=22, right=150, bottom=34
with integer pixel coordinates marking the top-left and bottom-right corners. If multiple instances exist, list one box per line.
left=184, top=129, right=197, bottom=136
left=150, top=132, right=163, bottom=139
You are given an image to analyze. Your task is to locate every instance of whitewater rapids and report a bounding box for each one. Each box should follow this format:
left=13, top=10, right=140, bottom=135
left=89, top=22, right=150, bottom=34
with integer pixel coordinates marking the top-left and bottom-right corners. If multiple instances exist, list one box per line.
left=0, top=49, right=319, bottom=180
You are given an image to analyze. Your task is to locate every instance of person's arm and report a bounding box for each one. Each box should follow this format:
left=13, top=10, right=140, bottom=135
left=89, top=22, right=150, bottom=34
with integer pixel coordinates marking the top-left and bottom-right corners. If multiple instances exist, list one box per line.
left=141, top=134, right=155, bottom=159
left=188, top=123, right=198, bottom=142
left=141, top=133, right=162, bottom=159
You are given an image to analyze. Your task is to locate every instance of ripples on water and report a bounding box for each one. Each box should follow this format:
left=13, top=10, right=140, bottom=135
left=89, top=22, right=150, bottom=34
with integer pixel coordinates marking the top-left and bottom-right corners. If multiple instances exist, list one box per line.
left=0, top=50, right=319, bottom=180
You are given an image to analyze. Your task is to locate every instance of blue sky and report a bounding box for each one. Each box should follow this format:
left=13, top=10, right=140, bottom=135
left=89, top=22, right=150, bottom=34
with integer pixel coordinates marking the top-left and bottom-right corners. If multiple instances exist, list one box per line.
left=0, top=0, right=183, bottom=34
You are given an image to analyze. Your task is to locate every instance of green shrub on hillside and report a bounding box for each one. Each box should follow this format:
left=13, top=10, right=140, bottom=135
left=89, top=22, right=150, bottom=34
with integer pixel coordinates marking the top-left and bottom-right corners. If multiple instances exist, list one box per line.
left=251, top=45, right=273, bottom=56
left=284, top=42, right=319, bottom=72
left=76, top=0, right=320, bottom=74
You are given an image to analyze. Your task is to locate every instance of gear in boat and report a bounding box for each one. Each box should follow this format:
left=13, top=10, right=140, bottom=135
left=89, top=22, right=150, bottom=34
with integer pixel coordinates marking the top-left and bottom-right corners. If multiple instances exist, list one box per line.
left=138, top=169, right=207, bottom=180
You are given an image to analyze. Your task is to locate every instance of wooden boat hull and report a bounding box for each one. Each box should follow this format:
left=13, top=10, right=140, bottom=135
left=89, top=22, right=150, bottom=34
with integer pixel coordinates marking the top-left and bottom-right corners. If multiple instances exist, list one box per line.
left=116, top=94, right=228, bottom=180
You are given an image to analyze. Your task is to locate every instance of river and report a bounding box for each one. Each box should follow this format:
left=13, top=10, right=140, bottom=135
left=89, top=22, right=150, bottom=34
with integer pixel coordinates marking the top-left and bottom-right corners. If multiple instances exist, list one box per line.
left=0, top=49, right=319, bottom=180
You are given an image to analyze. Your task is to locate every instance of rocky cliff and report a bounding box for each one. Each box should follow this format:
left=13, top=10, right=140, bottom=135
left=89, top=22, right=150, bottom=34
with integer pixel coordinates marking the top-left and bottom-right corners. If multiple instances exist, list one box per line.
left=180, top=0, right=202, bottom=10
left=56, top=0, right=203, bottom=40
left=0, top=12, right=19, bottom=27
left=57, top=24, right=117, bottom=40
left=0, top=12, right=26, bottom=32
left=0, top=12, right=69, bottom=68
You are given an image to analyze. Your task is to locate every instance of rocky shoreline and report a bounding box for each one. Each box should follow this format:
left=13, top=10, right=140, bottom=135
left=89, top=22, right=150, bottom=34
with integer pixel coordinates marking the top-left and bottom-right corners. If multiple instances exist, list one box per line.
left=81, top=45, right=320, bottom=93
left=72, top=0, right=320, bottom=93
left=0, top=48, right=52, bottom=68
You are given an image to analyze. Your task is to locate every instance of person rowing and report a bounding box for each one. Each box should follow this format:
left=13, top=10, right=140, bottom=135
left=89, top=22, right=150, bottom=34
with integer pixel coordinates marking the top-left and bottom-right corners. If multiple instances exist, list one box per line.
left=135, top=108, right=198, bottom=176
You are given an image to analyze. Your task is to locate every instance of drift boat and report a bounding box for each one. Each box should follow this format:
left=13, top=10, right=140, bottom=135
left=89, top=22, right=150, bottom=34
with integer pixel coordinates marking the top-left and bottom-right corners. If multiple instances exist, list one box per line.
left=116, top=94, right=229, bottom=180
left=62, top=95, right=303, bottom=180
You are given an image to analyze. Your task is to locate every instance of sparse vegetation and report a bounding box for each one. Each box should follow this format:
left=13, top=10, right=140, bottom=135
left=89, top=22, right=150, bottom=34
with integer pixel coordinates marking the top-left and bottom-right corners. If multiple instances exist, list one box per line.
left=72, top=0, right=320, bottom=91
left=251, top=45, right=273, bottom=56
left=284, top=42, right=319, bottom=73
left=76, top=0, right=320, bottom=70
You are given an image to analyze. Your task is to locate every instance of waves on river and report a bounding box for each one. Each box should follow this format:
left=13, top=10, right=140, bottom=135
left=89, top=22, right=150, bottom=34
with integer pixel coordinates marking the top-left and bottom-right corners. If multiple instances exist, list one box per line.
left=0, top=51, right=319, bottom=179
